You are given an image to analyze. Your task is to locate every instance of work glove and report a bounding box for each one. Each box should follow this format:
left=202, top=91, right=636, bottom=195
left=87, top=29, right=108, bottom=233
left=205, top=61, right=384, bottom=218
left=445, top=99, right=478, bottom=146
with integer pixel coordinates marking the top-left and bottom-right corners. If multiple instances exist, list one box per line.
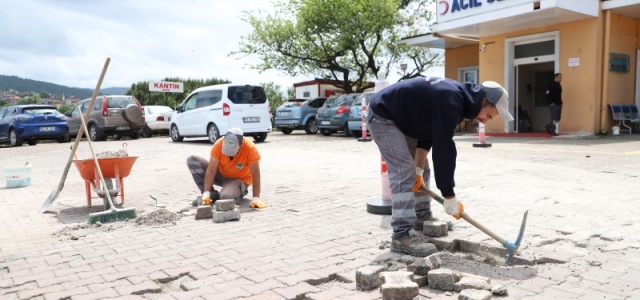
left=249, top=197, right=267, bottom=209
left=202, top=191, right=212, bottom=206
left=443, top=197, right=464, bottom=220
left=412, top=167, right=425, bottom=192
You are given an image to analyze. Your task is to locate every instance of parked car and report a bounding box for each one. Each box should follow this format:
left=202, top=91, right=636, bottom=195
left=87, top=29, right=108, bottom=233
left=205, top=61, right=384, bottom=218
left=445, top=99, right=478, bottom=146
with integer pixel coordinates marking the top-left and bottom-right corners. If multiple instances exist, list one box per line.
left=170, top=84, right=272, bottom=143
left=141, top=105, right=174, bottom=138
left=347, top=92, right=374, bottom=137
left=274, top=97, right=327, bottom=134
left=316, top=93, right=360, bottom=136
left=0, top=104, right=69, bottom=147
left=67, top=95, right=145, bottom=141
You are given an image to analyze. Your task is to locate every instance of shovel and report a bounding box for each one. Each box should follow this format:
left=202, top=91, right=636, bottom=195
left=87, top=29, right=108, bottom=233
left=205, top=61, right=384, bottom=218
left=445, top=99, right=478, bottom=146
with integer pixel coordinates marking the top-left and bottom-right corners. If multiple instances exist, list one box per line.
left=420, top=186, right=528, bottom=266
left=39, top=58, right=110, bottom=213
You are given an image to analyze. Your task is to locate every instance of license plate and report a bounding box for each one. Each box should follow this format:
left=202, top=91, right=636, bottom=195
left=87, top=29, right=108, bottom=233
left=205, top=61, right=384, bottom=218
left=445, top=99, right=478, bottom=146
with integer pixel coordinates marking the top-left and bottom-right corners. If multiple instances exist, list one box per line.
left=39, top=126, right=55, bottom=132
left=243, top=117, right=260, bottom=123
left=279, top=111, right=290, bottom=116
left=321, top=121, right=330, bottom=125
left=116, top=125, right=130, bottom=130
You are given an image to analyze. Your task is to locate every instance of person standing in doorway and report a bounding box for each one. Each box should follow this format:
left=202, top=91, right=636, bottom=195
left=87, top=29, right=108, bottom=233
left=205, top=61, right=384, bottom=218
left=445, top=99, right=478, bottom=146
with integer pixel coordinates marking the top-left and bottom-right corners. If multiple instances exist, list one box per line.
left=545, top=73, right=563, bottom=136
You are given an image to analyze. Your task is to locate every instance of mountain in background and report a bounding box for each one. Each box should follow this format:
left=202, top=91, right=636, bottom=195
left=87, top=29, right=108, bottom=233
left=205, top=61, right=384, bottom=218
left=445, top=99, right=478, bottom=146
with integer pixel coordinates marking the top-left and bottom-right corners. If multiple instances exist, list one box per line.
left=0, top=75, right=129, bottom=98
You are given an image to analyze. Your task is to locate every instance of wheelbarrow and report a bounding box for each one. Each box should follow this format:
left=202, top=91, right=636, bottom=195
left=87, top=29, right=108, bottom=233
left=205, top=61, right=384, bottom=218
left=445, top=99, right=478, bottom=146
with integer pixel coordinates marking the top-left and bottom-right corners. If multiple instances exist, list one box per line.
left=73, top=156, right=138, bottom=208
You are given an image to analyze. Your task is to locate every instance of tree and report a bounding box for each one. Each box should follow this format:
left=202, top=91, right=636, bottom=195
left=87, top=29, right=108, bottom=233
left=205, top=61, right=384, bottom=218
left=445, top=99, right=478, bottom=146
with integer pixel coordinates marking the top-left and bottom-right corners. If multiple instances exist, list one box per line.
left=58, top=104, right=73, bottom=115
left=0, top=100, right=8, bottom=107
left=261, top=82, right=287, bottom=112
left=232, top=0, right=441, bottom=93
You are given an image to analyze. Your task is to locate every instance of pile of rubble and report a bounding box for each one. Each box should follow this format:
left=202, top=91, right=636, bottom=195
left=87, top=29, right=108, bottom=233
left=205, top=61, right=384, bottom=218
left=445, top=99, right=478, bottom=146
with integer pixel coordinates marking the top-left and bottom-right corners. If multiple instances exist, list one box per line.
left=356, top=252, right=508, bottom=300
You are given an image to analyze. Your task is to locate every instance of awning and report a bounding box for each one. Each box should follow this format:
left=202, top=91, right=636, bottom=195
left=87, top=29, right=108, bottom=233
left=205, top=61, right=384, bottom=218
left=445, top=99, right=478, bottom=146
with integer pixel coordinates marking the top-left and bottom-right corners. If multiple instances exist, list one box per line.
left=402, top=0, right=599, bottom=49
left=603, top=0, right=640, bottom=18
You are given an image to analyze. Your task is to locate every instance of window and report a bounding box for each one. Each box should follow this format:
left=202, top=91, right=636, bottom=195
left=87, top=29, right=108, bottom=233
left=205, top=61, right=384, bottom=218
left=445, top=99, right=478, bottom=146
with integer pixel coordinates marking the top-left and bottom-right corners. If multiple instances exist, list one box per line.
left=515, top=40, right=554, bottom=59
left=228, top=86, right=267, bottom=104
left=196, top=90, right=222, bottom=108
left=308, top=98, right=326, bottom=108
left=183, top=95, right=198, bottom=111
left=459, top=67, right=479, bottom=84
left=303, top=91, right=310, bottom=98
left=0, top=108, right=7, bottom=119
left=71, top=106, right=81, bottom=117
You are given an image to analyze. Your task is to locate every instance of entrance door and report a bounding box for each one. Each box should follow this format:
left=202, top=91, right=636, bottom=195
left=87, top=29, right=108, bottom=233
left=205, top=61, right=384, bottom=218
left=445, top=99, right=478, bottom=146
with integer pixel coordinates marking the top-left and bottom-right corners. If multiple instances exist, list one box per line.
left=516, top=62, right=554, bottom=132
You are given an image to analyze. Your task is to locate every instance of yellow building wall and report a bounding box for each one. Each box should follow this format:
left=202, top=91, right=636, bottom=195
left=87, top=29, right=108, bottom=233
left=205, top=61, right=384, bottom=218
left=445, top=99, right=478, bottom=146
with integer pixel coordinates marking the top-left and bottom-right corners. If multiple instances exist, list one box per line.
left=444, top=45, right=479, bottom=80
left=601, top=13, right=638, bottom=132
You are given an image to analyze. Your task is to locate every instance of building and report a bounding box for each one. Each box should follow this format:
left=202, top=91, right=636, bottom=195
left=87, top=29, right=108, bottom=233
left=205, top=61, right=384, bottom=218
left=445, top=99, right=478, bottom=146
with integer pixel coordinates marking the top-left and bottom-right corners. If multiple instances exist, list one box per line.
left=293, top=79, right=374, bottom=99
left=400, top=0, right=639, bottom=135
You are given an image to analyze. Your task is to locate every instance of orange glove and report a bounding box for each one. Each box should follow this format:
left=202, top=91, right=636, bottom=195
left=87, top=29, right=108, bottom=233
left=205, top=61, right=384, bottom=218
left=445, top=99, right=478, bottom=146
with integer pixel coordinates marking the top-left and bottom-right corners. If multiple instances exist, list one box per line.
left=412, top=167, right=425, bottom=192
left=202, top=191, right=212, bottom=206
left=249, top=197, right=267, bottom=209
left=443, top=197, right=464, bottom=220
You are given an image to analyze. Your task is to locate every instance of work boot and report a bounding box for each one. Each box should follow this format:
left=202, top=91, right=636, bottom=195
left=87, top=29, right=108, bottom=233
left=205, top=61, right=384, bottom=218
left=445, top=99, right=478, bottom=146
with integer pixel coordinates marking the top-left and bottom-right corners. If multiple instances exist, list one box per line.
left=390, top=230, right=438, bottom=257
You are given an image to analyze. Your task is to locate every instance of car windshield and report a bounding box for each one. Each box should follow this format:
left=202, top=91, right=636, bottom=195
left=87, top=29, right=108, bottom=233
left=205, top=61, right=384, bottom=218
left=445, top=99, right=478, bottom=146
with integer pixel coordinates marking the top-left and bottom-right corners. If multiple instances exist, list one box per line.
left=282, top=99, right=306, bottom=107
left=107, top=96, right=136, bottom=108
left=22, top=107, right=59, bottom=115
left=228, top=86, right=267, bottom=104
left=323, top=95, right=346, bottom=107
left=353, top=93, right=373, bottom=106
left=148, top=106, right=173, bottom=114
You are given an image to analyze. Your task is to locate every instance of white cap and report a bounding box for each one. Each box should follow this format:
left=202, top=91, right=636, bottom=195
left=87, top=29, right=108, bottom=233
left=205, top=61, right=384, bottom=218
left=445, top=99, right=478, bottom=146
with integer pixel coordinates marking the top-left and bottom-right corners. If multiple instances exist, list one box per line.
left=481, top=81, right=514, bottom=122
left=221, top=128, right=244, bottom=156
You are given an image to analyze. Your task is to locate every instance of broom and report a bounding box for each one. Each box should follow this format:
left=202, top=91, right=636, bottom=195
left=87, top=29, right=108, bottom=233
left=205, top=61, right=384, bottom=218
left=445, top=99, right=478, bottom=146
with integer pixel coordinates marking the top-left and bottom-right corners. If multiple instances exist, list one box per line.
left=81, top=104, right=137, bottom=223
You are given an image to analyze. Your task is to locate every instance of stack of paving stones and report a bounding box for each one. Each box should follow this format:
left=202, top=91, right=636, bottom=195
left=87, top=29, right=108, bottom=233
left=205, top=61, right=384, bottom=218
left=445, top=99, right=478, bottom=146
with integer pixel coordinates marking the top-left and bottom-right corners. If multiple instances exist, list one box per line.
left=355, top=252, right=508, bottom=300
left=212, top=199, right=240, bottom=223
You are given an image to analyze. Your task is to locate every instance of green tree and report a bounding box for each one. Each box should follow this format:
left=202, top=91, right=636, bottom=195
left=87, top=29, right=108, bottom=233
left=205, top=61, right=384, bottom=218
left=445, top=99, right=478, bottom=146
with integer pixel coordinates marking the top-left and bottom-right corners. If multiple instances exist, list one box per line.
left=40, top=92, right=50, bottom=99
left=0, top=100, right=7, bottom=107
left=232, top=0, right=440, bottom=93
left=261, top=82, right=287, bottom=112
left=58, top=104, right=73, bottom=115
left=286, top=86, right=295, bottom=99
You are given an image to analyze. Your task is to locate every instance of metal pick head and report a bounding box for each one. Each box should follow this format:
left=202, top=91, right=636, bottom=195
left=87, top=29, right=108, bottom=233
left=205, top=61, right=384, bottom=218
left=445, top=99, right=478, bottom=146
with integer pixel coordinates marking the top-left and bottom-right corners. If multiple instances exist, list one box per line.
left=149, top=194, right=165, bottom=208
left=504, top=210, right=529, bottom=266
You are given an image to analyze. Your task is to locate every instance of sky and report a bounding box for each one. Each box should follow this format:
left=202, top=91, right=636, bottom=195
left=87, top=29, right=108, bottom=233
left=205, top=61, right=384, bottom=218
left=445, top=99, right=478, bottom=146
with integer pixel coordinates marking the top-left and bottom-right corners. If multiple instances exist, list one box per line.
left=0, top=0, right=443, bottom=92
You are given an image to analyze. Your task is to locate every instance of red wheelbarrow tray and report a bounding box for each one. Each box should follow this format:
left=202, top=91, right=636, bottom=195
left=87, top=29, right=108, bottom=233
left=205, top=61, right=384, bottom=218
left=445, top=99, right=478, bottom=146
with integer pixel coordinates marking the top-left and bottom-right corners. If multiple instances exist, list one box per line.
left=72, top=156, right=138, bottom=207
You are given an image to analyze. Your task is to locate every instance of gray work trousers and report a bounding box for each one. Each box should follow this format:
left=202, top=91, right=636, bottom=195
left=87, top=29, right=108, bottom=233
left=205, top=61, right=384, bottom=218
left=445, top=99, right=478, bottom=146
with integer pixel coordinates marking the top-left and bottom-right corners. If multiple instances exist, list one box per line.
left=367, top=112, right=432, bottom=238
left=186, top=155, right=248, bottom=202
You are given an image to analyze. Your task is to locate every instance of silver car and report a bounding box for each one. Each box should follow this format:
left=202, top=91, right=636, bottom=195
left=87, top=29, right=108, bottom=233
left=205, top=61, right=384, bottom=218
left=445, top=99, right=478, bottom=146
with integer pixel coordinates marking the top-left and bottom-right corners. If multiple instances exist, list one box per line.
left=67, top=95, right=145, bottom=141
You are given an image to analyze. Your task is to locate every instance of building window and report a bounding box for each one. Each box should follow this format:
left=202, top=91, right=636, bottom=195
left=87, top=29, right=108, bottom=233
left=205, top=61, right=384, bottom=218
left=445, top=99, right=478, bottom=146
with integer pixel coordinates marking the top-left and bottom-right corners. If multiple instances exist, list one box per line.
left=303, top=91, right=310, bottom=97
left=459, top=67, right=479, bottom=84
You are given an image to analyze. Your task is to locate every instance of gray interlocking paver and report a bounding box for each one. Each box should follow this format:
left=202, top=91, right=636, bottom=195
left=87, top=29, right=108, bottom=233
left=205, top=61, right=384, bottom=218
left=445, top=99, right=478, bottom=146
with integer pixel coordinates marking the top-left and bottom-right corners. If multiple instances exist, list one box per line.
left=2, top=134, right=640, bottom=299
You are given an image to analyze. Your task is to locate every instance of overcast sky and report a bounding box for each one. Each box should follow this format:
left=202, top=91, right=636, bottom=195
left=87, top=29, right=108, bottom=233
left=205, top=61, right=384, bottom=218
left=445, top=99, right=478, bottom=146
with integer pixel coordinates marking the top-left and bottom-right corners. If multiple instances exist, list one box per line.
left=0, top=0, right=442, bottom=91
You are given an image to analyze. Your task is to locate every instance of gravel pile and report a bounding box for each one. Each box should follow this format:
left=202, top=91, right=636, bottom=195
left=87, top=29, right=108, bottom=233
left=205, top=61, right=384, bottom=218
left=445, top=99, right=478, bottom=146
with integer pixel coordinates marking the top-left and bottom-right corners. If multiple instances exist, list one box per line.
left=135, top=209, right=181, bottom=226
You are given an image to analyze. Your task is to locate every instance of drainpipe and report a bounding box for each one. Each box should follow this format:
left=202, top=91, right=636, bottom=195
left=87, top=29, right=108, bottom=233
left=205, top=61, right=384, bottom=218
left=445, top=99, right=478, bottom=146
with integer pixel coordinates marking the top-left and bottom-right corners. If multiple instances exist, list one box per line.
left=598, top=10, right=611, bottom=134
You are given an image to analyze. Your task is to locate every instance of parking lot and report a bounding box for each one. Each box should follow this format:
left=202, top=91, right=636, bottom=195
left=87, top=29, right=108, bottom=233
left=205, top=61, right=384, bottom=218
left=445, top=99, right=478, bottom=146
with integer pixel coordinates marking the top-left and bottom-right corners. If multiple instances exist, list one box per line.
left=1, top=132, right=640, bottom=299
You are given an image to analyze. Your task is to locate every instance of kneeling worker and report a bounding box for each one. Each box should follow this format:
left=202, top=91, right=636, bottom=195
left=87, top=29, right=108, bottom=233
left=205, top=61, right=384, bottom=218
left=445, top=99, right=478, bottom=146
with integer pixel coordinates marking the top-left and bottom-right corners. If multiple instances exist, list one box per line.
left=186, top=128, right=266, bottom=208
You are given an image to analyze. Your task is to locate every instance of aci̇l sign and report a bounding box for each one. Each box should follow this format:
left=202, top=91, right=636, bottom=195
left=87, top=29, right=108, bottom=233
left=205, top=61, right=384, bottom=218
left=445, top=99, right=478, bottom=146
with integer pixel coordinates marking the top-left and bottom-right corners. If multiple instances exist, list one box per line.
left=437, top=0, right=527, bottom=22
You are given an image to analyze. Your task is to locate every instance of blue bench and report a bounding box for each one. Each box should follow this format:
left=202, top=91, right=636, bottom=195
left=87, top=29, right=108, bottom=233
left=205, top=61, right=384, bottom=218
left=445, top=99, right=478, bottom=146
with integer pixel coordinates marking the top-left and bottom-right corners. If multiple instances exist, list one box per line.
left=610, top=104, right=640, bottom=134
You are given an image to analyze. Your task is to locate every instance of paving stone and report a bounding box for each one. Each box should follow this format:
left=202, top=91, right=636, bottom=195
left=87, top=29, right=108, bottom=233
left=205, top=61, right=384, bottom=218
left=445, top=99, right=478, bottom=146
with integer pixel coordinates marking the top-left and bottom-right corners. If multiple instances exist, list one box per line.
left=201, top=287, right=251, bottom=300
left=114, top=281, right=162, bottom=296
left=427, top=269, right=456, bottom=291
left=272, top=282, right=320, bottom=300
left=42, top=286, right=90, bottom=300
left=355, top=265, right=386, bottom=291
left=491, top=284, right=508, bottom=296
left=407, top=258, right=435, bottom=276
left=380, top=271, right=419, bottom=300
left=422, top=221, right=448, bottom=237
left=453, top=277, right=491, bottom=292
left=212, top=208, right=241, bottom=223
left=458, top=289, right=492, bottom=300
left=214, top=199, right=236, bottom=211
left=306, top=286, right=358, bottom=300
left=237, top=290, right=286, bottom=300
left=73, top=287, right=119, bottom=300
left=410, top=274, right=427, bottom=287
left=195, top=206, right=213, bottom=219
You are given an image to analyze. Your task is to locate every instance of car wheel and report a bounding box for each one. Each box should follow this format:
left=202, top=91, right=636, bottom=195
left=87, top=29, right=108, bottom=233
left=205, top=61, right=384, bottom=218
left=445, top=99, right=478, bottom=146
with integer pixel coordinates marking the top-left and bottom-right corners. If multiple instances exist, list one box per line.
left=170, top=124, right=183, bottom=142
left=280, top=128, right=293, bottom=134
left=89, top=124, right=105, bottom=141
left=57, top=135, right=70, bottom=143
left=113, top=134, right=122, bottom=140
left=351, top=130, right=362, bottom=138
left=207, top=123, right=220, bottom=144
left=27, top=140, right=37, bottom=146
left=320, top=128, right=332, bottom=136
left=304, top=118, right=318, bottom=134
left=123, top=104, right=144, bottom=124
left=141, top=125, right=152, bottom=138
left=253, top=132, right=267, bottom=143
left=129, top=131, right=140, bottom=140
left=9, top=129, right=23, bottom=147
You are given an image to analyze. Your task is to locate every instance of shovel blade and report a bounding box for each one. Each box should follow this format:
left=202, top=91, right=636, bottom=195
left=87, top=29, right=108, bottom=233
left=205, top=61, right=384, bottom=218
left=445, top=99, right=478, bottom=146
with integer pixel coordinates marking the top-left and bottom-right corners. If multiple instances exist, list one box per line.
left=39, top=189, right=59, bottom=213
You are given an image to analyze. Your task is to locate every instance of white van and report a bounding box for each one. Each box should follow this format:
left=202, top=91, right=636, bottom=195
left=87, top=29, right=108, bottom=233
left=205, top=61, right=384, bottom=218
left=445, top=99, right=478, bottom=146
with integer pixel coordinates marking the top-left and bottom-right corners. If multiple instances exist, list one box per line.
left=170, top=84, right=272, bottom=143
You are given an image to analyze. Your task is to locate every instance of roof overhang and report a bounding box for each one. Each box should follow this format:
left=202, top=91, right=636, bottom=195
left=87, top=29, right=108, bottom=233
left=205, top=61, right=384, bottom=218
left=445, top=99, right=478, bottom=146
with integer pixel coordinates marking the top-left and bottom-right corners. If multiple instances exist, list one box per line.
left=401, top=0, right=599, bottom=49
left=603, top=0, right=640, bottom=18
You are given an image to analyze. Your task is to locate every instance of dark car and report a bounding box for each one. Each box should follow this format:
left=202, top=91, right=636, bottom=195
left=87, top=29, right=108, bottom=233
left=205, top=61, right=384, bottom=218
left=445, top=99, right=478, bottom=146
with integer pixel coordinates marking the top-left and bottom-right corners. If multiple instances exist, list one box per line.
left=67, top=95, right=145, bottom=141
left=0, top=105, right=70, bottom=147
left=274, top=97, right=327, bottom=134
left=316, top=93, right=361, bottom=136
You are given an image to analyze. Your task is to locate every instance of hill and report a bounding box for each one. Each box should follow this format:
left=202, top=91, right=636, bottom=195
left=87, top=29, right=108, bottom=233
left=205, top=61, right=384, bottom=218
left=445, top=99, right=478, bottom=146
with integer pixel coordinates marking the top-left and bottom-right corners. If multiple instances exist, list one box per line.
left=0, top=75, right=129, bottom=98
